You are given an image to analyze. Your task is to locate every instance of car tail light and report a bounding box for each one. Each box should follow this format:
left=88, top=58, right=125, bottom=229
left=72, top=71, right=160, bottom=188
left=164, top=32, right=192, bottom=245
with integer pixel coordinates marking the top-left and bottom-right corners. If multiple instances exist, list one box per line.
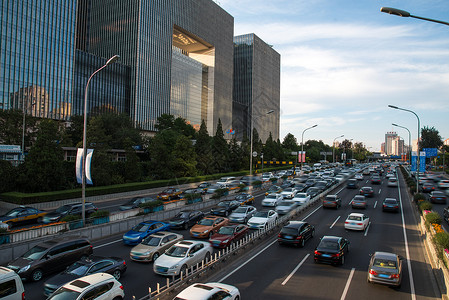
left=22, top=292, right=25, bottom=300
left=332, top=253, right=340, bottom=257
left=296, top=235, right=303, bottom=240
left=123, top=261, right=126, bottom=265
left=394, top=206, right=399, bottom=208
left=369, top=269, right=378, bottom=275
left=278, top=234, right=281, bottom=238
left=314, top=250, right=321, bottom=255
left=357, top=223, right=363, bottom=225
left=345, top=221, right=349, bottom=224
left=391, top=273, right=400, bottom=279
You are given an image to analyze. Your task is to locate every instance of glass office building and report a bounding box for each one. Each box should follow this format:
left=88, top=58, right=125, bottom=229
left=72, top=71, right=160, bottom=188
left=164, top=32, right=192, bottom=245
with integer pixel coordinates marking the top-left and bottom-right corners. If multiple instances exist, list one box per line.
left=233, top=34, right=280, bottom=142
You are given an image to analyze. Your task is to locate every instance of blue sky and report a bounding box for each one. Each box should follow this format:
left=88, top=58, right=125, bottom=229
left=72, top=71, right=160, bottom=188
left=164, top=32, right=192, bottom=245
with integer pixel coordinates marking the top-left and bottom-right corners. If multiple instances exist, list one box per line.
left=218, top=0, right=449, bottom=151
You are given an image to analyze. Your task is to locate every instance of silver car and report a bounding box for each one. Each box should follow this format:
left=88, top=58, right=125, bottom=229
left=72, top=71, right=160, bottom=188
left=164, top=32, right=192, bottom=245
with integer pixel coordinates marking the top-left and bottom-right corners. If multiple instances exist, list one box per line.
left=367, top=252, right=402, bottom=287
left=130, top=231, right=183, bottom=262
left=228, top=206, right=257, bottom=223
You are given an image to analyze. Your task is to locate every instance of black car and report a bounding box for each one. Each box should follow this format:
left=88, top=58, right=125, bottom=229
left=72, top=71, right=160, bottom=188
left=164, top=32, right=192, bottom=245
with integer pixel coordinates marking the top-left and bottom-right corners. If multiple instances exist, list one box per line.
left=169, top=210, right=205, bottom=229
left=210, top=200, right=240, bottom=217
left=306, top=187, right=322, bottom=198
left=278, top=221, right=315, bottom=247
left=429, top=191, right=447, bottom=204
left=119, top=197, right=157, bottom=211
left=281, top=181, right=295, bottom=189
left=182, top=188, right=206, bottom=196
left=304, top=179, right=316, bottom=188
left=346, top=179, right=358, bottom=189
left=314, top=236, right=350, bottom=265
left=43, top=203, right=98, bottom=224
left=359, top=187, right=374, bottom=197
left=43, top=255, right=127, bottom=296
left=293, top=183, right=307, bottom=192
left=239, top=175, right=262, bottom=186
left=382, top=198, right=399, bottom=212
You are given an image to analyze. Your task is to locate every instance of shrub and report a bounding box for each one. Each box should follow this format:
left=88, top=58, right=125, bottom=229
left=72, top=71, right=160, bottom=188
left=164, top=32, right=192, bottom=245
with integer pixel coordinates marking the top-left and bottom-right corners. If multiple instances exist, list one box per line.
left=414, top=193, right=426, bottom=202
left=212, top=188, right=228, bottom=199
left=60, top=215, right=81, bottom=222
left=90, top=210, right=110, bottom=218
left=433, top=232, right=449, bottom=249
left=425, top=212, right=442, bottom=225
left=269, top=178, right=277, bottom=182
left=418, top=201, right=432, bottom=212
left=184, top=193, right=201, bottom=200
left=252, top=180, right=262, bottom=186
left=139, top=200, right=164, bottom=209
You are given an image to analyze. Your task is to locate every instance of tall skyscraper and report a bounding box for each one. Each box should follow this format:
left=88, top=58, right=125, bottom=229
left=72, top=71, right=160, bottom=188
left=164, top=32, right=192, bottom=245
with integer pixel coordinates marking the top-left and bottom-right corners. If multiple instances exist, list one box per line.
left=385, top=132, right=398, bottom=156
left=233, top=33, right=280, bottom=142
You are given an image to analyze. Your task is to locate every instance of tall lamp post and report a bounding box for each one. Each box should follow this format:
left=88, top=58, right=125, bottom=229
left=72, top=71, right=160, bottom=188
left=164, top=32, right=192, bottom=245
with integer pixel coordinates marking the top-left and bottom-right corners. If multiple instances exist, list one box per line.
left=332, top=135, right=344, bottom=164
left=82, top=55, right=120, bottom=225
left=300, top=125, right=318, bottom=171
left=388, top=105, right=420, bottom=194
left=249, top=109, right=274, bottom=175
left=392, top=123, right=411, bottom=164
left=381, top=7, right=449, bottom=26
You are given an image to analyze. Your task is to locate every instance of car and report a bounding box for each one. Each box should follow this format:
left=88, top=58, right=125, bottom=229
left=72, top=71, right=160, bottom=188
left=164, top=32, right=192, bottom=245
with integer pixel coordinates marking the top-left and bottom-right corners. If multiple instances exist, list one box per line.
left=277, top=221, right=314, bottom=247
left=344, top=213, right=369, bottom=231
left=122, top=221, right=171, bottom=245
left=43, top=255, right=127, bottom=296
left=387, top=178, right=398, bottom=187
left=314, top=236, right=350, bottom=265
left=306, top=187, right=322, bottom=198
left=421, top=182, right=436, bottom=193
left=261, top=172, right=274, bottom=182
left=314, top=181, right=329, bottom=190
left=322, top=195, right=341, bottom=209
left=226, top=180, right=241, bottom=190
left=354, top=173, right=364, bottom=180
left=197, top=182, right=212, bottom=192
left=429, top=191, right=447, bottom=204
left=280, top=187, right=297, bottom=199
left=205, top=184, right=227, bottom=194
left=386, top=172, right=395, bottom=179
left=265, top=185, right=283, bottom=196
left=157, top=187, right=182, bottom=201
left=0, top=206, right=47, bottom=229
left=275, top=200, right=298, bottom=215
left=179, top=188, right=205, bottom=199
left=46, top=273, right=124, bottom=300
left=367, top=252, right=402, bottom=287
left=169, top=210, right=205, bottom=230
left=438, top=180, right=449, bottom=189
left=210, top=200, right=240, bottom=217
left=351, top=195, right=367, bottom=209
left=153, top=240, right=212, bottom=276
left=7, top=236, right=93, bottom=282
left=239, top=175, right=262, bottom=186
left=292, top=192, right=311, bottom=206
left=262, top=193, right=283, bottom=207
left=190, top=216, right=229, bottom=239
left=228, top=205, right=257, bottom=223
left=247, top=210, right=278, bottom=230
left=209, top=224, right=249, bottom=248
left=234, top=193, right=255, bottom=205
left=174, top=282, right=240, bottom=300
left=382, top=198, right=400, bottom=212
left=293, top=183, right=307, bottom=192
left=130, top=231, right=183, bottom=262
left=216, top=176, right=236, bottom=187
left=0, top=267, right=25, bottom=300
left=43, top=202, right=98, bottom=224
left=119, top=196, right=158, bottom=211
left=346, top=179, right=358, bottom=189
left=359, top=186, right=374, bottom=197
left=370, top=175, right=381, bottom=184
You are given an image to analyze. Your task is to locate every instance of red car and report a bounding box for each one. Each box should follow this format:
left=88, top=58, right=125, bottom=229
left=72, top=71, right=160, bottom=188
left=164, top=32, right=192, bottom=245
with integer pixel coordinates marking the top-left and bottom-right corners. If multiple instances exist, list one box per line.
left=157, top=187, right=182, bottom=201
left=209, top=224, right=249, bottom=248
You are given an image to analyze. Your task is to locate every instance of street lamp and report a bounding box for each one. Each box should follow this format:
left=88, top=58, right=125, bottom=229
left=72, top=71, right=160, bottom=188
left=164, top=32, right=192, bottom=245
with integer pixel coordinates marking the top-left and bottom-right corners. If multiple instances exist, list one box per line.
left=380, top=7, right=449, bottom=26
left=249, top=110, right=274, bottom=175
left=21, top=99, right=35, bottom=160
left=332, top=135, right=344, bottom=164
left=392, top=123, right=411, bottom=164
left=388, top=105, right=420, bottom=194
left=82, top=54, right=120, bottom=225
left=301, top=125, right=318, bottom=171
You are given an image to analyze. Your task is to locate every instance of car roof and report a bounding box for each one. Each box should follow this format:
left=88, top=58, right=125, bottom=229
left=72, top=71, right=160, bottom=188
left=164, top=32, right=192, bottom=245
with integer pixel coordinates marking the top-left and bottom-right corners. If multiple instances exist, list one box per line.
left=176, top=283, right=222, bottom=298
left=384, top=198, right=398, bottom=201
left=347, top=213, right=364, bottom=217
left=321, top=235, right=342, bottom=242
left=284, top=221, right=305, bottom=228
left=203, top=215, right=222, bottom=220
left=149, top=231, right=177, bottom=237
left=65, top=273, right=115, bottom=292
left=373, top=251, right=398, bottom=260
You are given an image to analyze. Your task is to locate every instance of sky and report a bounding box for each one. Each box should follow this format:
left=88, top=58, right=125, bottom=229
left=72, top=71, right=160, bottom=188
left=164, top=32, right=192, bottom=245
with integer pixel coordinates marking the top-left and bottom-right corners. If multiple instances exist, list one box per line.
left=217, top=0, right=449, bottom=152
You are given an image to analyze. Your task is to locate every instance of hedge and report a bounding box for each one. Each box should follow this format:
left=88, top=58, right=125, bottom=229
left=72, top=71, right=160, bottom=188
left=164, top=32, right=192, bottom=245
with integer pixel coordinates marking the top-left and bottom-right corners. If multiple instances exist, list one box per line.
left=433, top=232, right=449, bottom=250
left=425, top=212, right=442, bottom=225
left=418, top=201, right=432, bottom=212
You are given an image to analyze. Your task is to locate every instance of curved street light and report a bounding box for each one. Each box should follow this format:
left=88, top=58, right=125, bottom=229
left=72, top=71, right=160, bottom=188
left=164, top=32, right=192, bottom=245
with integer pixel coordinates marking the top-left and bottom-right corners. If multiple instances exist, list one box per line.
left=82, top=55, right=120, bottom=225
left=381, top=7, right=449, bottom=26
left=250, top=109, right=274, bottom=175
left=388, top=105, right=420, bottom=194
left=332, top=135, right=344, bottom=164
left=392, top=123, right=411, bottom=164
left=300, top=125, right=318, bottom=171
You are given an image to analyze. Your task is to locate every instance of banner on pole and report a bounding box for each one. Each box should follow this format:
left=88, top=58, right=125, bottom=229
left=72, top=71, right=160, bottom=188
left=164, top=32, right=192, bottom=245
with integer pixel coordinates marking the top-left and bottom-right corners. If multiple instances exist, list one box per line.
left=411, top=151, right=417, bottom=172
left=298, top=151, right=306, bottom=163
left=76, top=148, right=94, bottom=185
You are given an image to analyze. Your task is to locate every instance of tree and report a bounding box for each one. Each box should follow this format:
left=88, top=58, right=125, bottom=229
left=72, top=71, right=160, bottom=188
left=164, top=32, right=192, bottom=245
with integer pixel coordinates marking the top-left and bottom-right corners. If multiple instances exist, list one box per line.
left=263, top=132, right=276, bottom=161
left=282, top=133, right=298, bottom=152
left=62, top=115, right=84, bottom=147
left=173, top=135, right=197, bottom=178
left=420, top=126, right=443, bottom=150
left=195, top=120, right=214, bottom=175
left=0, top=109, right=38, bottom=148
left=228, top=137, right=243, bottom=171
left=211, top=119, right=229, bottom=173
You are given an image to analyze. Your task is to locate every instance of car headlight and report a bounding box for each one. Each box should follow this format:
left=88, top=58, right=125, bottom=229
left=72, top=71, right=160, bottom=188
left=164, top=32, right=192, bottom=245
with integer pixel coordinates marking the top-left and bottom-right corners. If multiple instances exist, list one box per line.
left=203, top=230, right=209, bottom=234
left=18, top=265, right=30, bottom=273
left=143, top=251, right=151, bottom=256
left=223, top=239, right=229, bottom=243
left=169, top=264, right=179, bottom=269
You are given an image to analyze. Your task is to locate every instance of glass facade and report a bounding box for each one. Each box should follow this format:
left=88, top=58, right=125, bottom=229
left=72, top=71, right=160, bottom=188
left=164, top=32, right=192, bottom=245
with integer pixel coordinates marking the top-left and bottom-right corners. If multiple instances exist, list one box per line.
left=233, top=33, right=280, bottom=142
left=0, top=0, right=77, bottom=119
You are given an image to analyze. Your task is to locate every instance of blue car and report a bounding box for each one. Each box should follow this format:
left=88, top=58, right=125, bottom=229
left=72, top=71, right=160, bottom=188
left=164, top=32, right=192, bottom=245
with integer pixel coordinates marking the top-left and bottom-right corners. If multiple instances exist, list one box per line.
left=123, top=221, right=170, bottom=245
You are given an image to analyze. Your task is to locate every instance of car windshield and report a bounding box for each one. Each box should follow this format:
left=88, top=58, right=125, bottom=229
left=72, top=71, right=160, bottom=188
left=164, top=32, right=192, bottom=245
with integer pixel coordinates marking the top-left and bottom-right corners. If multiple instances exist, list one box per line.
left=233, top=207, right=248, bottom=214
left=55, top=205, right=72, bottom=214
left=348, top=216, right=362, bottom=221
left=166, top=246, right=188, bottom=257
left=174, top=212, right=190, bottom=218
left=65, top=262, right=89, bottom=276
left=296, top=194, right=307, bottom=198
left=362, top=188, right=371, bottom=191
left=141, top=236, right=161, bottom=246
left=218, top=227, right=234, bottom=235
left=124, top=198, right=140, bottom=205
left=209, top=185, right=221, bottom=189
left=133, top=223, right=150, bottom=232
left=281, top=227, right=298, bottom=235
left=217, top=202, right=229, bottom=207
left=198, top=219, right=214, bottom=226
left=283, top=188, right=292, bottom=192
left=48, top=287, right=81, bottom=300
left=318, top=240, right=339, bottom=250
left=254, top=212, right=268, bottom=218
left=325, top=196, right=336, bottom=201
left=373, top=258, right=397, bottom=269
left=5, top=208, right=22, bottom=217
left=198, top=183, right=208, bottom=188
left=278, top=201, right=293, bottom=206
left=384, top=199, right=397, bottom=204
left=353, top=196, right=365, bottom=200
left=433, top=192, right=444, bottom=196
left=22, top=245, right=48, bottom=260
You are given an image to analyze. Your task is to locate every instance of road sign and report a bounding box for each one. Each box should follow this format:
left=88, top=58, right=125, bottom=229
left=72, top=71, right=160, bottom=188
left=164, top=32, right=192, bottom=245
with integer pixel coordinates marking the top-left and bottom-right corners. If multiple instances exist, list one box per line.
left=423, top=148, right=438, bottom=157
left=320, top=152, right=332, bottom=155
left=252, top=151, right=257, bottom=157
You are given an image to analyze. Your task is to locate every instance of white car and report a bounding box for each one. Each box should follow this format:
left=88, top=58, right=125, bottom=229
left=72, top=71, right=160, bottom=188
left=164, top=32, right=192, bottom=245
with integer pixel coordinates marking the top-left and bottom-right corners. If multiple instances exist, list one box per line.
left=247, top=210, right=278, bottom=229
left=174, top=282, right=240, bottom=300
left=262, top=193, right=283, bottom=207
left=275, top=200, right=298, bottom=215
left=292, top=193, right=311, bottom=206
left=344, top=213, right=370, bottom=231
left=354, top=173, right=363, bottom=180
left=280, top=187, right=297, bottom=199
left=47, top=273, right=124, bottom=300
left=438, top=180, right=449, bottom=189
left=153, top=240, right=212, bottom=276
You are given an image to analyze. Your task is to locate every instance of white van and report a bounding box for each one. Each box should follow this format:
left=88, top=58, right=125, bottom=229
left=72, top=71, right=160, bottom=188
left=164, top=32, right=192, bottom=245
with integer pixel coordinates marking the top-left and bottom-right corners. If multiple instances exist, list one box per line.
left=0, top=267, right=24, bottom=300
left=216, top=176, right=236, bottom=187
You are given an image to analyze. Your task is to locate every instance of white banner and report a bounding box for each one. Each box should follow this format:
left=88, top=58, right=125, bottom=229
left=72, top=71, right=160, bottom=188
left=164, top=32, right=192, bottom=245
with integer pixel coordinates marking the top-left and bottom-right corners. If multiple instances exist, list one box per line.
left=76, top=148, right=94, bottom=185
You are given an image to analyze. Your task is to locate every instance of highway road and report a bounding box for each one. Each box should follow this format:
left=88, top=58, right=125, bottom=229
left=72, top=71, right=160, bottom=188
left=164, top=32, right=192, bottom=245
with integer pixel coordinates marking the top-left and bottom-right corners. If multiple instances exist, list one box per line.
left=19, top=168, right=441, bottom=299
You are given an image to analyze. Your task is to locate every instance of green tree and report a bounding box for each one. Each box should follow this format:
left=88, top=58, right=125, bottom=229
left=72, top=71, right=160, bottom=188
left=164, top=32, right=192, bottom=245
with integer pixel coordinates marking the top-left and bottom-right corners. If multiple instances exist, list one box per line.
left=195, top=120, right=214, bottom=175
left=420, top=126, right=443, bottom=149
left=173, top=135, right=197, bottom=177
left=148, top=128, right=178, bottom=179
left=228, top=136, right=243, bottom=171
left=0, top=160, right=18, bottom=193
left=263, top=132, right=276, bottom=162
left=211, top=119, right=229, bottom=173
left=282, top=133, right=298, bottom=152
left=62, top=115, right=84, bottom=147
left=0, top=109, right=38, bottom=148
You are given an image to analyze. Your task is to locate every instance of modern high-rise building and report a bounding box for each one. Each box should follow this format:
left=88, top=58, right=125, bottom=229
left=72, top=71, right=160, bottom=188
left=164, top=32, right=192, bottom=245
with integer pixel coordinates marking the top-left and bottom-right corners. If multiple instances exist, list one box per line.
left=233, top=33, right=280, bottom=142
left=384, top=132, right=398, bottom=155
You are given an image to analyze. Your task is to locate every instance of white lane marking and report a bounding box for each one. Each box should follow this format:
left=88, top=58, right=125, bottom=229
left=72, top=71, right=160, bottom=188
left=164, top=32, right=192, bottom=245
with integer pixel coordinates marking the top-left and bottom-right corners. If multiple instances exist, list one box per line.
left=218, top=239, right=277, bottom=282
left=374, top=201, right=377, bottom=208
left=335, top=187, right=345, bottom=195
left=302, top=205, right=321, bottom=221
left=378, top=189, right=382, bottom=194
left=364, top=222, right=371, bottom=237
left=281, top=254, right=310, bottom=285
left=94, top=239, right=122, bottom=249
left=340, top=268, right=355, bottom=300
left=330, top=216, right=340, bottom=229
left=398, top=175, right=416, bottom=300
